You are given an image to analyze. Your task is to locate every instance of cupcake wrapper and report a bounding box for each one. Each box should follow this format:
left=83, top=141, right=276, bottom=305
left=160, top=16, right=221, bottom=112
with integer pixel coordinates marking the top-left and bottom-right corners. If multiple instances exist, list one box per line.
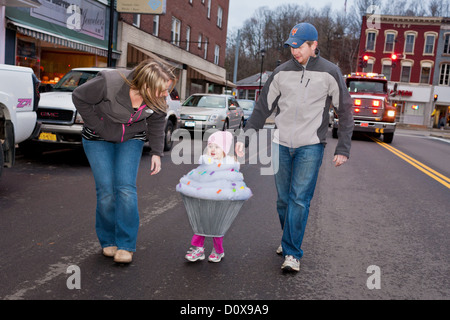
left=181, top=194, right=245, bottom=237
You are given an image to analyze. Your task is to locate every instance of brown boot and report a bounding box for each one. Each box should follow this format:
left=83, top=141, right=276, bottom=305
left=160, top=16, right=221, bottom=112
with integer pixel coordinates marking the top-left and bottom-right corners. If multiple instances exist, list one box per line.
left=114, top=249, right=133, bottom=263
left=102, top=246, right=118, bottom=257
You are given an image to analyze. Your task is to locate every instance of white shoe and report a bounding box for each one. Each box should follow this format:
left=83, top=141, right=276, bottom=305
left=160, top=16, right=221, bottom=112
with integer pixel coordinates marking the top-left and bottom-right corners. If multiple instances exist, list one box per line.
left=185, top=246, right=205, bottom=262
left=208, top=249, right=224, bottom=263
left=276, top=245, right=283, bottom=255
left=281, top=255, right=300, bottom=272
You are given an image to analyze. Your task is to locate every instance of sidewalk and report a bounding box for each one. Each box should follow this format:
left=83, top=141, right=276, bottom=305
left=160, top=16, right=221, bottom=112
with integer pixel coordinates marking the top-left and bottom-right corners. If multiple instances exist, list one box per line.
left=397, top=123, right=450, bottom=140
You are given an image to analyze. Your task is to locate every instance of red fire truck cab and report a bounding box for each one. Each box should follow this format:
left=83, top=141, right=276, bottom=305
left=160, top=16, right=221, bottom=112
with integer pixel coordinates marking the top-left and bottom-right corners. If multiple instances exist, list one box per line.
left=333, top=72, right=397, bottom=143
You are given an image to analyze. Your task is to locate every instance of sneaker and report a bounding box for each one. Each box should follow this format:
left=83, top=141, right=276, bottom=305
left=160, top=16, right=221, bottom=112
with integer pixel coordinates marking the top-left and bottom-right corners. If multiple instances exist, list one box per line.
left=281, top=255, right=300, bottom=272
left=185, top=246, right=205, bottom=262
left=276, top=245, right=283, bottom=255
left=208, top=249, right=225, bottom=263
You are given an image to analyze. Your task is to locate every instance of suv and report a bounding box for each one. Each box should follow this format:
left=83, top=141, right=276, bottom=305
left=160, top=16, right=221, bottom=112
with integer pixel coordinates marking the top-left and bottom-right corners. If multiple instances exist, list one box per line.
left=24, top=67, right=180, bottom=153
left=332, top=72, right=396, bottom=143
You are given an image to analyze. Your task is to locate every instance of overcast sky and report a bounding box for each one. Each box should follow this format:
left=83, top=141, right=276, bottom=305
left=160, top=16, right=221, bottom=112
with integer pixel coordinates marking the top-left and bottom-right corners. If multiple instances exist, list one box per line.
left=227, top=0, right=352, bottom=31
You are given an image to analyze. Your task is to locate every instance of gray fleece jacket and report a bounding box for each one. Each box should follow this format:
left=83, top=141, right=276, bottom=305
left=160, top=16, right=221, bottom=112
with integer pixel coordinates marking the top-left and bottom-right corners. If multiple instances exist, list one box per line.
left=72, top=69, right=167, bottom=156
left=244, top=52, right=354, bottom=158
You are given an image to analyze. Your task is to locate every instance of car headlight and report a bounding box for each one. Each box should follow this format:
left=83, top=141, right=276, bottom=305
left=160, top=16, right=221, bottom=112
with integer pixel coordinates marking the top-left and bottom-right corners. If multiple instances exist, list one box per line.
left=75, top=112, right=84, bottom=124
left=209, top=114, right=219, bottom=122
left=387, top=110, right=396, bottom=117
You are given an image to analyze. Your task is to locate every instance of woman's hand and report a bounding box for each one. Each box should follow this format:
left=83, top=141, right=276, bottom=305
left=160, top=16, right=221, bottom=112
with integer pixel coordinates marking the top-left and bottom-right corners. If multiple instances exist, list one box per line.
left=150, top=155, right=161, bottom=175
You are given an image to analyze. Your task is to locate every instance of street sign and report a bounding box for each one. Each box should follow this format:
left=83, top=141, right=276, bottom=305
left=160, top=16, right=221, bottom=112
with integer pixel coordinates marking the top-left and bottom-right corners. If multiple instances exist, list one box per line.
left=117, top=0, right=166, bottom=14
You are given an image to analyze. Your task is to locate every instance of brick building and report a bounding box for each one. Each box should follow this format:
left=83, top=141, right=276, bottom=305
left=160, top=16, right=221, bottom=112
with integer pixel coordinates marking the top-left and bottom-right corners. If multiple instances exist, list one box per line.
left=358, top=15, right=449, bottom=127
left=118, top=0, right=232, bottom=100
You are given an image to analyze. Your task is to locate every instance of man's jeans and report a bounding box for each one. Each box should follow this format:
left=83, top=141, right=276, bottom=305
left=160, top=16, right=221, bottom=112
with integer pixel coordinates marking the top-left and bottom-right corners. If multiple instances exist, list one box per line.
left=83, top=138, right=144, bottom=252
left=272, top=142, right=324, bottom=260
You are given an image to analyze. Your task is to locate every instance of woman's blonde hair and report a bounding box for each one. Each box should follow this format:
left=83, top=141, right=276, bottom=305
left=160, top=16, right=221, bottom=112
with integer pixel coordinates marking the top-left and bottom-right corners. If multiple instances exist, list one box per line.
left=125, top=59, right=176, bottom=113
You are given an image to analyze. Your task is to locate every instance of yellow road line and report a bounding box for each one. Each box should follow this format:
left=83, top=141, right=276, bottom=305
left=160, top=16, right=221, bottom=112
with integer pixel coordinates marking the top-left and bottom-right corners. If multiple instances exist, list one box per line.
left=370, top=137, right=450, bottom=189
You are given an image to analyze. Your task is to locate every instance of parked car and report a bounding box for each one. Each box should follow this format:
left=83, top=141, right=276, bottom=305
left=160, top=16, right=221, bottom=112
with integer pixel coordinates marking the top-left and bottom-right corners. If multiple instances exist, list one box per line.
left=21, top=67, right=180, bottom=153
left=179, top=94, right=244, bottom=132
left=237, top=99, right=255, bottom=126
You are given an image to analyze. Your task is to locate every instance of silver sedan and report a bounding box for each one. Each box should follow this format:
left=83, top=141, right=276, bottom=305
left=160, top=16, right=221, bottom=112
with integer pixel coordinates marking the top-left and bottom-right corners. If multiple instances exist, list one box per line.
left=179, top=94, right=244, bottom=131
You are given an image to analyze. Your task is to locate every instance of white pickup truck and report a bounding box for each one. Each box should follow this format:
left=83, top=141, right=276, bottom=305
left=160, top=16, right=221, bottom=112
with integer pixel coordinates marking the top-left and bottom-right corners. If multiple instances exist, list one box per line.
left=0, top=64, right=40, bottom=178
left=24, top=67, right=181, bottom=153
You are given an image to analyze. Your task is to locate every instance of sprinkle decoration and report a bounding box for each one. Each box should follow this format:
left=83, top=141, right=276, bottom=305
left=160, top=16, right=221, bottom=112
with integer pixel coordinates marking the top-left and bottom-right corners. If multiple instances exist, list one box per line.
left=216, top=189, right=222, bottom=194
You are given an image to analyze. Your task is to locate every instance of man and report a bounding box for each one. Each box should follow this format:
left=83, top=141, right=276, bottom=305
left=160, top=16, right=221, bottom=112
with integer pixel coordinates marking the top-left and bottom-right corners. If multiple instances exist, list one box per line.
left=235, top=22, right=354, bottom=272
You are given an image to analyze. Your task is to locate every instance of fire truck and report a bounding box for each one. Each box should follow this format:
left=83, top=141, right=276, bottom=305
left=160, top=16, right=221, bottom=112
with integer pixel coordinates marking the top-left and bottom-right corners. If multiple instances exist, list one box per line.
left=332, top=72, right=397, bottom=143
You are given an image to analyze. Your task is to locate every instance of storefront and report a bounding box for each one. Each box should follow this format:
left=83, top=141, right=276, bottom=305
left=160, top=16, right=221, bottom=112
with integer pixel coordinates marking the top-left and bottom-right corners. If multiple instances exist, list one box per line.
left=4, top=1, right=120, bottom=88
left=388, top=82, right=433, bottom=127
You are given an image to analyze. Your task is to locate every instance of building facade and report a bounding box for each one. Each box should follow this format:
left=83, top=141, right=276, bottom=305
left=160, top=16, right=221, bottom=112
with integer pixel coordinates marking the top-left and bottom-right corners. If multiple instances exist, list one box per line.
left=358, top=14, right=450, bottom=128
left=117, top=0, right=231, bottom=100
left=3, top=0, right=119, bottom=87
left=1, top=0, right=231, bottom=100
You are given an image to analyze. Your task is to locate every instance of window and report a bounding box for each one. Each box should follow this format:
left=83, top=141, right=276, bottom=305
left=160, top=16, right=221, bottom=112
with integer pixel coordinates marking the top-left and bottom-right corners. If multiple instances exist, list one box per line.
left=198, top=34, right=202, bottom=49
left=382, top=62, right=392, bottom=80
left=420, top=66, right=431, bottom=84
left=424, top=33, right=437, bottom=55
left=420, top=61, right=433, bottom=84
left=444, top=34, right=450, bottom=54
left=204, top=37, right=208, bottom=59
left=171, top=17, right=181, bottom=46
left=439, top=63, right=450, bottom=85
left=217, top=6, right=223, bottom=28
left=207, top=0, right=211, bottom=19
left=366, top=31, right=376, bottom=51
left=186, top=26, right=191, bottom=51
left=405, top=34, right=415, bottom=53
left=133, top=14, right=140, bottom=28
left=384, top=33, right=395, bottom=52
left=401, top=65, right=411, bottom=82
left=214, top=45, right=220, bottom=65
left=153, top=15, right=159, bottom=36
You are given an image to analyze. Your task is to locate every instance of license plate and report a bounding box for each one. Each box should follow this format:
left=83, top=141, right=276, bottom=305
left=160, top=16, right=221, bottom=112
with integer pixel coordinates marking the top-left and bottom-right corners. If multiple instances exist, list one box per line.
left=185, top=121, right=196, bottom=127
left=39, top=132, right=57, bottom=141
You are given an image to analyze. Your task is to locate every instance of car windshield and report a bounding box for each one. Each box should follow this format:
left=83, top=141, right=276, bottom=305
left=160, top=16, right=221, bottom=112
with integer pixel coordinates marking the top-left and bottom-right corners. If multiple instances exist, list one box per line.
left=239, top=101, right=255, bottom=110
left=347, top=80, right=387, bottom=94
left=53, top=71, right=99, bottom=92
left=182, top=95, right=226, bottom=108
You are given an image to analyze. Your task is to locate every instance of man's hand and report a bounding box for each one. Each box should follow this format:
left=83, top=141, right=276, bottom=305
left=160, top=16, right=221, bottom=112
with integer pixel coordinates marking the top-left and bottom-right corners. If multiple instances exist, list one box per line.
left=333, top=154, right=348, bottom=167
left=235, top=141, right=245, bottom=158
left=150, top=155, right=161, bottom=175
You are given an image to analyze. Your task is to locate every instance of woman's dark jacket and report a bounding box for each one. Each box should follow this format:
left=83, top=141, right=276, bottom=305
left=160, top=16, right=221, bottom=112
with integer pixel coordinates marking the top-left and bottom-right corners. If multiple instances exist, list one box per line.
left=72, top=69, right=167, bottom=156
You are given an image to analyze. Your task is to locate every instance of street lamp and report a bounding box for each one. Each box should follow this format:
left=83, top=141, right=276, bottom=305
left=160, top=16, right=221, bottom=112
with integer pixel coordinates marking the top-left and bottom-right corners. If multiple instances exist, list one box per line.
left=258, top=49, right=266, bottom=96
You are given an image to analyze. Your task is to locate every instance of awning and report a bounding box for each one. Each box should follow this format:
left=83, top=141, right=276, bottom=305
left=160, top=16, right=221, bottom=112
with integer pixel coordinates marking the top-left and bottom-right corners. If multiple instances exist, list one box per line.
left=7, top=19, right=121, bottom=59
left=128, top=44, right=182, bottom=69
left=190, top=66, right=236, bottom=88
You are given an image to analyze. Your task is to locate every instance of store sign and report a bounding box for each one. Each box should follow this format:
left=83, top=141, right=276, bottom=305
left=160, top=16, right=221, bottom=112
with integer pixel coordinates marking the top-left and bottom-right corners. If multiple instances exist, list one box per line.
left=117, top=0, right=166, bottom=14
left=30, top=0, right=105, bottom=40
left=390, top=89, right=413, bottom=97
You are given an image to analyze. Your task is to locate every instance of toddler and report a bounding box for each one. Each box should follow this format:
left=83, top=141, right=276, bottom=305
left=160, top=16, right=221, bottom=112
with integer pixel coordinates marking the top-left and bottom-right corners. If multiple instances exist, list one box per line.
left=176, top=131, right=252, bottom=263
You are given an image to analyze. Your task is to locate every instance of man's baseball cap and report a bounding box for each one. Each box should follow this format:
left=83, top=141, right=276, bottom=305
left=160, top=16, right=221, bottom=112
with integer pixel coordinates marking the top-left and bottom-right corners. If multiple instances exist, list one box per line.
left=284, top=23, right=318, bottom=48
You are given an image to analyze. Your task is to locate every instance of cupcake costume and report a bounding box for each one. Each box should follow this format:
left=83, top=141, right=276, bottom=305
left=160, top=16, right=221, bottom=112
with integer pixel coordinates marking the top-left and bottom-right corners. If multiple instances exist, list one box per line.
left=177, top=131, right=252, bottom=262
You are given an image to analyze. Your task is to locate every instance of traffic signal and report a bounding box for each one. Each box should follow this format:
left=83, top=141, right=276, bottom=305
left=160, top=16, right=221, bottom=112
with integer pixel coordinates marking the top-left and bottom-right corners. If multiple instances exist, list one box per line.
left=359, top=55, right=369, bottom=69
left=434, top=94, right=438, bottom=101
left=391, top=53, right=398, bottom=68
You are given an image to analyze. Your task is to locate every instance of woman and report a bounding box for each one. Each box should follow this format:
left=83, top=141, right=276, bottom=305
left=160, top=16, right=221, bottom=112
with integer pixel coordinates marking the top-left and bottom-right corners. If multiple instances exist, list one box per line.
left=72, top=60, right=176, bottom=263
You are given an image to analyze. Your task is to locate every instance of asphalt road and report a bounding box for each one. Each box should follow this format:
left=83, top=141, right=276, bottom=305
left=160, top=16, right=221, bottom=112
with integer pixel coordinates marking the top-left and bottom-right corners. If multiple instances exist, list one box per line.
left=0, top=128, right=449, bottom=305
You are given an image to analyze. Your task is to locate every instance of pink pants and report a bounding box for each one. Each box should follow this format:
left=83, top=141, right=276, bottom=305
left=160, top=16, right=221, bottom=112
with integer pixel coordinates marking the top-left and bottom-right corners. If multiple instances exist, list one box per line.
left=191, top=235, right=224, bottom=254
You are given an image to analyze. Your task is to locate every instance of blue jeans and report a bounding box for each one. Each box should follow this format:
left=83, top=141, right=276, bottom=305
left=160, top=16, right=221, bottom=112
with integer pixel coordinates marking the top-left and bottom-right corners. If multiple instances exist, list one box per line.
left=83, top=138, right=145, bottom=252
left=272, top=142, right=324, bottom=260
